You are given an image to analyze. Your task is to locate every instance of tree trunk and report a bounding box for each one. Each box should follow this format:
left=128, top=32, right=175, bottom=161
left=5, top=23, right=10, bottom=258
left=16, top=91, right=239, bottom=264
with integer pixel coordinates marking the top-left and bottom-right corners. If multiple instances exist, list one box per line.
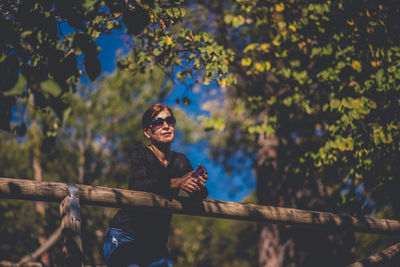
left=256, top=131, right=355, bottom=266
left=257, top=133, right=296, bottom=267
left=32, top=121, right=49, bottom=266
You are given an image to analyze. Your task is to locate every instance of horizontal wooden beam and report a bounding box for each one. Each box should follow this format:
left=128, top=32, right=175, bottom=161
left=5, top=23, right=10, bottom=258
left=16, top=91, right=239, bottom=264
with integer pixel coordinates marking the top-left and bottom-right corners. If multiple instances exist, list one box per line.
left=348, top=241, right=400, bottom=266
left=0, top=261, right=42, bottom=267
left=1, top=177, right=400, bottom=234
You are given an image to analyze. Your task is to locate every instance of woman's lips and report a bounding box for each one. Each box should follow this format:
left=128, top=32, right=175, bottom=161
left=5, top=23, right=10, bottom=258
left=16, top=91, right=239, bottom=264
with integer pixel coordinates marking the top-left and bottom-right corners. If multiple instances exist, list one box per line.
left=162, top=132, right=171, bottom=136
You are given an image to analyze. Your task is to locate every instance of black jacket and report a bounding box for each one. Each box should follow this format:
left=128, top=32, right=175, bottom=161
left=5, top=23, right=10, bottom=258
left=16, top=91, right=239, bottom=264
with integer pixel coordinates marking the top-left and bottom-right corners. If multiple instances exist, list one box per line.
left=111, top=146, right=207, bottom=251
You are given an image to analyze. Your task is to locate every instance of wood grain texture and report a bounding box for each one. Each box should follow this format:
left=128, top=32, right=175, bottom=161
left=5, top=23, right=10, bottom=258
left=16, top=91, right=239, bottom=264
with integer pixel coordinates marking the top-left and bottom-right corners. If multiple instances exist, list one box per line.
left=1, top=177, right=400, bottom=234
left=348, top=241, right=400, bottom=266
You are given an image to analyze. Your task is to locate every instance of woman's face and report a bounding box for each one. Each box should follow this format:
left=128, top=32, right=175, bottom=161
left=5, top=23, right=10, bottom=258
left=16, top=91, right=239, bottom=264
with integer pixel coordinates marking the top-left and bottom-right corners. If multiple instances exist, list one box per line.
left=144, top=109, right=175, bottom=144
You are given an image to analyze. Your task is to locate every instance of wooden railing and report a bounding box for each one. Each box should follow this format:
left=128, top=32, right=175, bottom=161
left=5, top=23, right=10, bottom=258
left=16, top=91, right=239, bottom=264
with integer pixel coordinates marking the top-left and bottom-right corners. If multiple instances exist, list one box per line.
left=1, top=177, right=400, bottom=266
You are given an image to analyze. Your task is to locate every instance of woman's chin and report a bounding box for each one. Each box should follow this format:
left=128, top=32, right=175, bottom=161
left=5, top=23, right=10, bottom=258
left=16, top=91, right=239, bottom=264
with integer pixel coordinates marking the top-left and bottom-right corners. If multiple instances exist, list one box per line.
left=155, top=136, right=174, bottom=144
left=163, top=137, right=174, bottom=143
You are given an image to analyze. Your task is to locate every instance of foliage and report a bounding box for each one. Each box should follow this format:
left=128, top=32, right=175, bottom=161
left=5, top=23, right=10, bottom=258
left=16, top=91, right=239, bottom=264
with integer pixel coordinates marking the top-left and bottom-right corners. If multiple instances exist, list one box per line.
left=162, top=0, right=400, bottom=265
left=2, top=0, right=400, bottom=265
left=198, top=0, right=400, bottom=214
left=0, top=0, right=233, bottom=139
left=1, top=0, right=114, bottom=135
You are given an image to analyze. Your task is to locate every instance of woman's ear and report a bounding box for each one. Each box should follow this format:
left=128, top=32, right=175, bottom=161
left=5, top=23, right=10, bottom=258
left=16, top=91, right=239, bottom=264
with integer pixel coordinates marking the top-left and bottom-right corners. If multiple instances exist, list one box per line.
left=143, top=129, right=151, bottom=139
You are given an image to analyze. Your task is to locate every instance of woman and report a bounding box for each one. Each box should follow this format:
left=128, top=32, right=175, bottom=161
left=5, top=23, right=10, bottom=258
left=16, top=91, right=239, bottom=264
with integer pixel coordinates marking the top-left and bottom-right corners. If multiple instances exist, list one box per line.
left=104, top=104, right=208, bottom=267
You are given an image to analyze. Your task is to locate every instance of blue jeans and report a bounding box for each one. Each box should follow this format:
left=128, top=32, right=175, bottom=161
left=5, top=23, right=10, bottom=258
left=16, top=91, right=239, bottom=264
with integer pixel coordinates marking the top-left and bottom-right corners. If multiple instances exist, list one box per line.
left=104, top=227, right=173, bottom=267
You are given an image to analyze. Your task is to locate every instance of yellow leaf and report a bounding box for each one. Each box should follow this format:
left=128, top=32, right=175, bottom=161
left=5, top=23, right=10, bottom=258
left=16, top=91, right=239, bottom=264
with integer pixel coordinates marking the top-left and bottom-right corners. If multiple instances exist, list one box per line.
left=241, top=57, right=252, bottom=67
left=275, top=3, right=285, bottom=12
left=272, top=37, right=281, bottom=46
left=351, top=60, right=362, bottom=72
left=244, top=43, right=257, bottom=52
left=203, top=77, right=211, bottom=85
left=348, top=81, right=358, bottom=87
left=220, top=78, right=227, bottom=87
left=370, top=60, right=382, bottom=67
left=254, top=62, right=264, bottom=72
left=258, top=43, right=271, bottom=52
left=347, top=19, right=354, bottom=26
left=298, top=41, right=306, bottom=49
left=265, top=61, right=271, bottom=71
left=166, top=36, right=173, bottom=45
left=232, top=15, right=245, bottom=27
left=289, top=25, right=296, bottom=32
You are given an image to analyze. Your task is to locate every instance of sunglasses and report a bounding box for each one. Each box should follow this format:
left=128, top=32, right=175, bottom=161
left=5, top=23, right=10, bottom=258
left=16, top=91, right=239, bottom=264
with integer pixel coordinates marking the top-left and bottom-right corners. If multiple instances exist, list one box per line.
left=150, top=116, right=176, bottom=130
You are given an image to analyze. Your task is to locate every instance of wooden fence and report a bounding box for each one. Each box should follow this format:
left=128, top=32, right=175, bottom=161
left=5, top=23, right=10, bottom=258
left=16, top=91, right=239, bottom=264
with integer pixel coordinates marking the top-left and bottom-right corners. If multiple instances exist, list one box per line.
left=1, top=177, right=400, bottom=266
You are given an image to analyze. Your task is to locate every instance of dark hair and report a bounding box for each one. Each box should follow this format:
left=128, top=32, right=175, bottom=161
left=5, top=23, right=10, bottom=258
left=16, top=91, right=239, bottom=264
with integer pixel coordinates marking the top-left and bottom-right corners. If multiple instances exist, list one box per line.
left=141, top=103, right=174, bottom=129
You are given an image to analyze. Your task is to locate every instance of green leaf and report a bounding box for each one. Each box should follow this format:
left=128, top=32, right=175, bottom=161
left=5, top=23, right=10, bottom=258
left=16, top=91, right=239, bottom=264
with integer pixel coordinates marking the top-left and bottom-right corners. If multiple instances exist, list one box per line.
left=122, top=5, right=150, bottom=35
left=82, top=0, right=99, bottom=11
left=74, top=33, right=98, bottom=56
left=153, top=48, right=162, bottom=56
left=173, top=8, right=181, bottom=18
left=62, top=106, right=72, bottom=123
left=224, top=14, right=233, bottom=24
left=166, top=8, right=173, bottom=17
left=40, top=79, right=62, bottom=97
left=376, top=69, right=384, bottom=83
left=342, top=98, right=353, bottom=109
left=84, top=55, right=102, bottom=81
left=180, top=8, right=186, bottom=17
left=21, top=30, right=33, bottom=38
left=4, top=75, right=26, bottom=96
left=283, top=97, right=293, bottom=107
left=330, top=99, right=340, bottom=109
left=366, top=99, right=377, bottom=109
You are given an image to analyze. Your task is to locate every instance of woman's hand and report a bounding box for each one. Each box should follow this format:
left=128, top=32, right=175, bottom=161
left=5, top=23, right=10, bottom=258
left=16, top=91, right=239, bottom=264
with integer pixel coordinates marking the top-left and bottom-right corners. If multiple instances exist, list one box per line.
left=170, top=165, right=209, bottom=193
left=172, top=171, right=206, bottom=194
left=179, top=172, right=200, bottom=193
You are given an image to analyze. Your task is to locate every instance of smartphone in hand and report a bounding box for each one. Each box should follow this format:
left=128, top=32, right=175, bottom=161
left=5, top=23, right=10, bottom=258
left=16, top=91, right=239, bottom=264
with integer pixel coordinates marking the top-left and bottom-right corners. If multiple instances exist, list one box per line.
left=192, top=165, right=207, bottom=177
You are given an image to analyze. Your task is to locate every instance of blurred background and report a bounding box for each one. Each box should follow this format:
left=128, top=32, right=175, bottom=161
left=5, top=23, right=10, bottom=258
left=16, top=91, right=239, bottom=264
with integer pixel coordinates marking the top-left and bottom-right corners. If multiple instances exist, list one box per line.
left=1, top=0, right=400, bottom=266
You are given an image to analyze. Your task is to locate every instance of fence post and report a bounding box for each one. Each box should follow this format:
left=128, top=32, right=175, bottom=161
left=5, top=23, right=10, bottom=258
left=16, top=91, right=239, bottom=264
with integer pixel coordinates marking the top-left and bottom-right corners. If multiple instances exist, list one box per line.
left=60, top=184, right=83, bottom=267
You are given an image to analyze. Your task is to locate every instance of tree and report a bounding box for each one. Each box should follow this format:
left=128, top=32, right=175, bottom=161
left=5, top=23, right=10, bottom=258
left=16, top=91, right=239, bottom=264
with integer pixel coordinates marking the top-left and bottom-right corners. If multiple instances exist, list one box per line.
left=0, top=0, right=232, bottom=140
left=192, top=1, right=400, bottom=266
left=121, top=0, right=399, bottom=265
left=3, top=0, right=400, bottom=265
